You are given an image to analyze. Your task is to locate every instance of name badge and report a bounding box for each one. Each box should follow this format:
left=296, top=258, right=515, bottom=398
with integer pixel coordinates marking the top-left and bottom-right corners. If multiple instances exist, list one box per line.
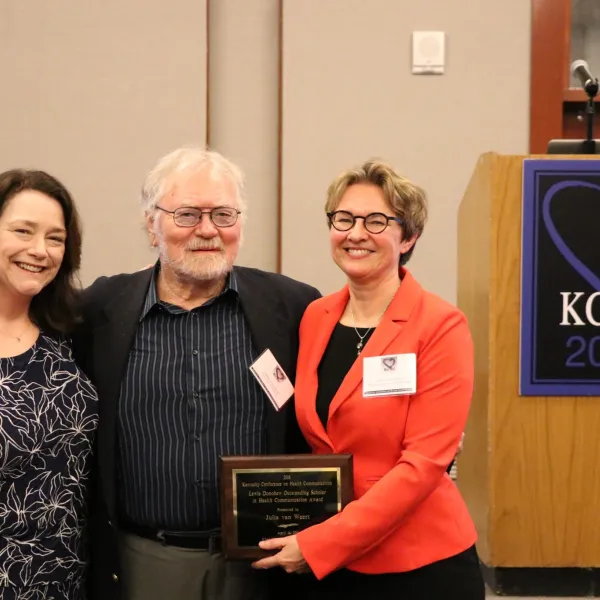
left=362, top=353, right=416, bottom=398
left=249, top=349, right=294, bottom=411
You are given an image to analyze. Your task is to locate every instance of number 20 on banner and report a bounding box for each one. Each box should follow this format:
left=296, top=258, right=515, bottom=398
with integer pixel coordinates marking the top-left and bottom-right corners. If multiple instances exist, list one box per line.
left=562, top=292, right=600, bottom=367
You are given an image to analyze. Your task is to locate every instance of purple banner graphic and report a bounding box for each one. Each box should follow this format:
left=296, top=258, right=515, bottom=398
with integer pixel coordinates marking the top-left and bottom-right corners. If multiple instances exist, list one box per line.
left=520, top=159, right=600, bottom=396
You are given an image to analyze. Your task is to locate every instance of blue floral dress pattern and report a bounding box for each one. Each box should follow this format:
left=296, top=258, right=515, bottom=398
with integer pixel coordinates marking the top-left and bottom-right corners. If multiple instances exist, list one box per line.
left=0, top=334, right=98, bottom=599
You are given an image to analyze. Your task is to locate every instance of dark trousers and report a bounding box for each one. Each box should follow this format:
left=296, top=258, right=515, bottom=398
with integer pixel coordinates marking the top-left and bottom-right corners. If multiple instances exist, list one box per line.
left=271, top=545, right=485, bottom=600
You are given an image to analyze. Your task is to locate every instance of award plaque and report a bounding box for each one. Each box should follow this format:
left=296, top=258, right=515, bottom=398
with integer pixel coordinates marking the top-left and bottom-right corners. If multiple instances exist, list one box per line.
left=219, top=454, right=353, bottom=560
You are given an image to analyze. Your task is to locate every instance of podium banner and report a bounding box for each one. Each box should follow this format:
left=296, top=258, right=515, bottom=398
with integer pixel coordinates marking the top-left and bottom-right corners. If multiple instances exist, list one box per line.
left=520, top=159, right=600, bottom=395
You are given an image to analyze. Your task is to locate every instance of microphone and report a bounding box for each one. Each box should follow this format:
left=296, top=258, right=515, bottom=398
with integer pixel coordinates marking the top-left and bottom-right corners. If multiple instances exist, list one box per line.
left=571, top=60, right=599, bottom=96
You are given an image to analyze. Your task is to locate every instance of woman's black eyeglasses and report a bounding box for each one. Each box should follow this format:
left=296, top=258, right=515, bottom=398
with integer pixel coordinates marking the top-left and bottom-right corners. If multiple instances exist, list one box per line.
left=327, top=210, right=404, bottom=234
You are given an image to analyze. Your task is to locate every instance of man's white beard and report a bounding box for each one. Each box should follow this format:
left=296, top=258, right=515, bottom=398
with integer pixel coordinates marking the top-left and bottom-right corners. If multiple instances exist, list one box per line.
left=158, top=238, right=232, bottom=282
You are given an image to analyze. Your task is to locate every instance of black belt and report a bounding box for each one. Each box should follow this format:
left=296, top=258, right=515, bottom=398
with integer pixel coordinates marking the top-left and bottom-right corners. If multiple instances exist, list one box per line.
left=122, top=521, right=221, bottom=552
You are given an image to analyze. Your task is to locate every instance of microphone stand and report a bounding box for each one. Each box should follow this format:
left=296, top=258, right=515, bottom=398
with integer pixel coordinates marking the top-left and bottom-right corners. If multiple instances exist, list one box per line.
left=583, top=79, right=599, bottom=154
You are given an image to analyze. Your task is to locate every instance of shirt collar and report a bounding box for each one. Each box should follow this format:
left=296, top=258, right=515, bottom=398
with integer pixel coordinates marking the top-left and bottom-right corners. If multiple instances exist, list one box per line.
left=139, top=262, right=239, bottom=321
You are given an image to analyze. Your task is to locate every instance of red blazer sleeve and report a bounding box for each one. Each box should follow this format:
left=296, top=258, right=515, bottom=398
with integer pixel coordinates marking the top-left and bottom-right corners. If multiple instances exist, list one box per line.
left=296, top=310, right=474, bottom=579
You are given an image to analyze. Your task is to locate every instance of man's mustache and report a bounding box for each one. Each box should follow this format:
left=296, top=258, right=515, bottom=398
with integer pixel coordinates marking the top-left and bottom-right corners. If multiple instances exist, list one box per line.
left=186, top=240, right=224, bottom=251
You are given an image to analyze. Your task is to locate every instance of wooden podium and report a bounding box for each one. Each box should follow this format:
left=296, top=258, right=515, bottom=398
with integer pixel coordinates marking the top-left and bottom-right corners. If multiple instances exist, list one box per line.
left=456, top=153, right=600, bottom=596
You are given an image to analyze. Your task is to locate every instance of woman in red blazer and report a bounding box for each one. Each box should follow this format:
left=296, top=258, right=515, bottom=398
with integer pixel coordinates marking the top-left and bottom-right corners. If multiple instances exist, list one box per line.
left=253, top=160, right=484, bottom=599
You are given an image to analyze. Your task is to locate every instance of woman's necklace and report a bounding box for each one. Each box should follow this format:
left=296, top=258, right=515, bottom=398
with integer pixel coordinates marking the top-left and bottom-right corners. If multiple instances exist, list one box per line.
left=349, top=290, right=398, bottom=356
left=0, top=321, right=32, bottom=343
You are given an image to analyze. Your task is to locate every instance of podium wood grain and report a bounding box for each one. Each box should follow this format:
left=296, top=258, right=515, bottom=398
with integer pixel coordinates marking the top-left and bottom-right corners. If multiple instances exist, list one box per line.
left=457, top=153, right=600, bottom=567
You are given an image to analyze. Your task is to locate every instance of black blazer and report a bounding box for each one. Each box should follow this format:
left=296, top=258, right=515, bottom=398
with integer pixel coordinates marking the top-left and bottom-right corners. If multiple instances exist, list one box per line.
left=72, top=265, right=321, bottom=600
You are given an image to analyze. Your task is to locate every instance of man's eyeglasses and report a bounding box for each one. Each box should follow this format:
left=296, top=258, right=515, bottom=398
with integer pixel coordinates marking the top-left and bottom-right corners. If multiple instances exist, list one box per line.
left=327, top=210, right=404, bottom=234
left=156, top=206, right=241, bottom=228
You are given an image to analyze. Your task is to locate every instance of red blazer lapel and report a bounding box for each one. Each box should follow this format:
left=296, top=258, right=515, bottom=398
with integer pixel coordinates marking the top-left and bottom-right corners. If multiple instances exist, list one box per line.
left=300, top=289, right=349, bottom=450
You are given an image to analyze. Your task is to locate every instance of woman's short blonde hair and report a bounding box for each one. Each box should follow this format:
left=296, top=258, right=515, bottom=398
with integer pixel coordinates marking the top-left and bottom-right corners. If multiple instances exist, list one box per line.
left=325, top=159, right=428, bottom=264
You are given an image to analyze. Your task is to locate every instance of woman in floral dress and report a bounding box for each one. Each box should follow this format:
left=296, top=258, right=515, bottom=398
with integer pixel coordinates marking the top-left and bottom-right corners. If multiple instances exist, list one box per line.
left=0, top=169, right=98, bottom=599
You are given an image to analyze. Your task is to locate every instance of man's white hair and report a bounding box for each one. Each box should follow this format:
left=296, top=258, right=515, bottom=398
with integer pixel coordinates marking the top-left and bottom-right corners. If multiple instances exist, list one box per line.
left=140, top=146, right=247, bottom=216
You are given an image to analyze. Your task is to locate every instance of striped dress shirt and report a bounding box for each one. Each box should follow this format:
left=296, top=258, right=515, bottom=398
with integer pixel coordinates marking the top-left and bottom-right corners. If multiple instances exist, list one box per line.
left=117, top=269, right=267, bottom=530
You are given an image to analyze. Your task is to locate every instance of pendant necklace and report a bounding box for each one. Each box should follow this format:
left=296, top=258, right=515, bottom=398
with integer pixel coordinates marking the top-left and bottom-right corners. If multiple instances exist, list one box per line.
left=349, top=310, right=375, bottom=356
left=349, top=290, right=398, bottom=357
left=0, top=321, right=32, bottom=343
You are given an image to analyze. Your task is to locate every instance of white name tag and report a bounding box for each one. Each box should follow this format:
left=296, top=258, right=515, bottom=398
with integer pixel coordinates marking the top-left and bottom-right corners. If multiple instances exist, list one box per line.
left=249, top=349, right=294, bottom=411
left=362, top=353, right=417, bottom=397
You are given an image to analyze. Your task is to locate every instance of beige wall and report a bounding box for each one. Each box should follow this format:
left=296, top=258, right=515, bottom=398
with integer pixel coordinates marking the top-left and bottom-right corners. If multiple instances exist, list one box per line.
left=0, top=1, right=208, bottom=286
left=208, top=0, right=280, bottom=272
left=281, top=0, right=531, bottom=300
left=1, top=1, right=530, bottom=303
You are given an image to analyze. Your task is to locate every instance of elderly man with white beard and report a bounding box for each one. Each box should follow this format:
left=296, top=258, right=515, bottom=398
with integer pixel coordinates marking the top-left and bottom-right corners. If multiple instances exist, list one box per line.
left=72, top=147, right=321, bottom=600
